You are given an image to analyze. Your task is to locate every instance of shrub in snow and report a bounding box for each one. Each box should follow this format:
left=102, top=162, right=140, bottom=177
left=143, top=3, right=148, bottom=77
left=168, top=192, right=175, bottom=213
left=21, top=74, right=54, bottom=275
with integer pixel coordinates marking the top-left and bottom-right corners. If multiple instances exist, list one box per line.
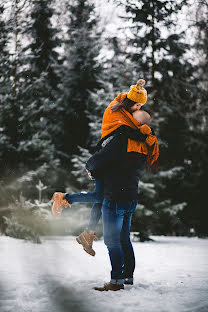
left=1, top=195, right=52, bottom=243
left=3, top=216, right=41, bottom=244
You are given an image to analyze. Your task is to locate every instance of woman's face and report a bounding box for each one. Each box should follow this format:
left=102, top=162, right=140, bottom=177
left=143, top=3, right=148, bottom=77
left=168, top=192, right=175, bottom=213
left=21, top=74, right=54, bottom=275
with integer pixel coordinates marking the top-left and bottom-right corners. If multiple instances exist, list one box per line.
left=129, top=103, right=142, bottom=112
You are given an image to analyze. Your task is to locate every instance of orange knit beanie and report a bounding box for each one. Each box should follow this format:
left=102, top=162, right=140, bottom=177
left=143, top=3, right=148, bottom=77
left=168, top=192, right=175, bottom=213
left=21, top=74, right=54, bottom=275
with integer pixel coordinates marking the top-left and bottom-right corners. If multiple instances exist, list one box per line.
left=127, top=79, right=147, bottom=105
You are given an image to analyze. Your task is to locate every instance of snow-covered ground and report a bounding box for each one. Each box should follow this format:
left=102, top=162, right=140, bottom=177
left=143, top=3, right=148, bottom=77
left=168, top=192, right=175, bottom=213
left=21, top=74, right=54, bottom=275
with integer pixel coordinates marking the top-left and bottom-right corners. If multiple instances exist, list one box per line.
left=0, top=235, right=208, bottom=312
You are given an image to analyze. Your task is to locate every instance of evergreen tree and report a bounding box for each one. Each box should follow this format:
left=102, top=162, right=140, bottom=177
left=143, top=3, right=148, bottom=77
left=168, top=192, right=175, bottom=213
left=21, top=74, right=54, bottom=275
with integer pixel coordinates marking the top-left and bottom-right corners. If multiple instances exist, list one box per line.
left=180, top=0, right=208, bottom=236
left=117, top=0, right=193, bottom=114
left=0, top=2, right=21, bottom=173
left=60, top=0, right=102, bottom=157
left=115, top=0, right=198, bottom=236
left=1, top=194, right=51, bottom=243
left=0, top=4, right=11, bottom=168
left=18, top=0, right=61, bottom=167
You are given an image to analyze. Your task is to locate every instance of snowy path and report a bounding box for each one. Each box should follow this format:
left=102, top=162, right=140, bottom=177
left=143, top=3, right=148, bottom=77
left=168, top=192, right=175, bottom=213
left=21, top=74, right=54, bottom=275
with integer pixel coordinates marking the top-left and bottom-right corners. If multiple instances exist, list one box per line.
left=0, top=236, right=208, bottom=312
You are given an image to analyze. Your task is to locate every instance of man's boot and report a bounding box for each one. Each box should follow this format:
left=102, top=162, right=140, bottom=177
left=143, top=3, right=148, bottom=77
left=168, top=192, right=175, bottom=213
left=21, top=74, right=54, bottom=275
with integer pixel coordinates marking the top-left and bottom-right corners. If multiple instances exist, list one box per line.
left=94, top=282, right=124, bottom=291
left=76, top=230, right=98, bottom=256
left=124, top=278, right=134, bottom=285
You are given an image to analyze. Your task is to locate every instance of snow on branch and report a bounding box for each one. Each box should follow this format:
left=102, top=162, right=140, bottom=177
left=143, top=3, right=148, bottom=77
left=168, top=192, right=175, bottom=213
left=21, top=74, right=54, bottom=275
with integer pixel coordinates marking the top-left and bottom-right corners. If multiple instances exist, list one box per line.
left=158, top=166, right=184, bottom=179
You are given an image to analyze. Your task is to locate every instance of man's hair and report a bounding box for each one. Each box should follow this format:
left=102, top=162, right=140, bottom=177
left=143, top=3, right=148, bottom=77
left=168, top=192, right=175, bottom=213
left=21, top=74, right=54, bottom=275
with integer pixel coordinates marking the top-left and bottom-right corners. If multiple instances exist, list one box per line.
left=132, top=110, right=151, bottom=125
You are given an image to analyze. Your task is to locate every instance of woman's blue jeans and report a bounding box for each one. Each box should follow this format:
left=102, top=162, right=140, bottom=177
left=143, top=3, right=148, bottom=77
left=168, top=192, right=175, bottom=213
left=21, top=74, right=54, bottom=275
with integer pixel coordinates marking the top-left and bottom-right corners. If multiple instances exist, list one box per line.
left=102, top=199, right=137, bottom=284
left=65, top=178, right=103, bottom=231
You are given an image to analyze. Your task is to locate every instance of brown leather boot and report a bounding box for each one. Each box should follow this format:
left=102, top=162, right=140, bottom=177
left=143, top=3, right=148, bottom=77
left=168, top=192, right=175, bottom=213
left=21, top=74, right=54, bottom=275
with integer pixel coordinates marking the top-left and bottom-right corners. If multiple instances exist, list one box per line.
left=76, top=231, right=98, bottom=256
left=94, top=282, right=124, bottom=291
left=51, top=192, right=70, bottom=218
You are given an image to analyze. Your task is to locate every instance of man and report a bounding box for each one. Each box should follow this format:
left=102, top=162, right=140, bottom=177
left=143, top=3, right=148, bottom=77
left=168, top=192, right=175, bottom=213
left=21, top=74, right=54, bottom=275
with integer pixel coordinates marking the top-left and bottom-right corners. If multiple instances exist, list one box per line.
left=86, top=126, right=148, bottom=291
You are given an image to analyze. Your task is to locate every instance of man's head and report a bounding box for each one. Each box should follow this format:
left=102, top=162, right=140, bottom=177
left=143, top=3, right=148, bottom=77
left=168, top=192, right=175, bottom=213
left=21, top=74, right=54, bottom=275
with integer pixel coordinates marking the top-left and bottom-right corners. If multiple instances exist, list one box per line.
left=132, top=110, right=151, bottom=125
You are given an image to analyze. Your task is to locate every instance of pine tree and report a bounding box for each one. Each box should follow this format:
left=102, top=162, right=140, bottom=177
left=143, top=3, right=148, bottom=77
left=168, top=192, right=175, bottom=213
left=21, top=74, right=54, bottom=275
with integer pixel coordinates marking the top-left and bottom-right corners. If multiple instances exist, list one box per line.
left=1, top=193, right=51, bottom=243
left=0, top=2, right=21, bottom=173
left=18, top=0, right=61, bottom=167
left=194, top=0, right=208, bottom=89
left=0, top=4, right=10, bottom=168
left=60, top=0, right=102, bottom=157
left=114, top=0, right=198, bottom=236
left=179, top=0, right=208, bottom=236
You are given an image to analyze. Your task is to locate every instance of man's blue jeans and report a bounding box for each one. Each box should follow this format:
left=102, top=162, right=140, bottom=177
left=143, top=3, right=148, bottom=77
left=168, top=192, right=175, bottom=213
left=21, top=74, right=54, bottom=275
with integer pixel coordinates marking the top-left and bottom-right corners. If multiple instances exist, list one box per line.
left=65, top=178, right=103, bottom=231
left=102, top=199, right=137, bottom=284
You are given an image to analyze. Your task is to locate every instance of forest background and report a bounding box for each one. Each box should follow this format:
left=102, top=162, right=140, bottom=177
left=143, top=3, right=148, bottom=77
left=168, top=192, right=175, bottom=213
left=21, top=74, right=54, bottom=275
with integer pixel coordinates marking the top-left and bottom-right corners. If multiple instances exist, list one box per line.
left=0, top=0, right=207, bottom=243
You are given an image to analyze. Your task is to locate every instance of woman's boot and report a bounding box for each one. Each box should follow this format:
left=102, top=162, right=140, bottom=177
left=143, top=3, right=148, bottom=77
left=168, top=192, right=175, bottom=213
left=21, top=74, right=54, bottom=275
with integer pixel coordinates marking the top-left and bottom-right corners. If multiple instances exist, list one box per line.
left=76, top=230, right=98, bottom=256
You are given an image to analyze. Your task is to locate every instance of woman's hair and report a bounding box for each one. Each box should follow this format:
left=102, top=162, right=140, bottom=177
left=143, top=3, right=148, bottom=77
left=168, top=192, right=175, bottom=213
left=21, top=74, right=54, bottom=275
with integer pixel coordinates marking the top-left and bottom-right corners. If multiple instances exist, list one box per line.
left=111, top=96, right=137, bottom=113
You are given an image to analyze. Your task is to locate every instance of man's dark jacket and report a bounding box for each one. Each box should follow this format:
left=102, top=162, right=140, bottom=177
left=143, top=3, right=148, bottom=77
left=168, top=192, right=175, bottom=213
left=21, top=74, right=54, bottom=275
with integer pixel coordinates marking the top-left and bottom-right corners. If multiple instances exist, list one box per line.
left=86, top=130, right=146, bottom=202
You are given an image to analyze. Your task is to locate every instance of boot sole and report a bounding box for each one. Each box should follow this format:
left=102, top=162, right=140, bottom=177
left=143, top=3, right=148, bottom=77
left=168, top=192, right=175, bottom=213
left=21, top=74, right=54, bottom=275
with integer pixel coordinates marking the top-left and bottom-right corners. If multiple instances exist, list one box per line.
left=76, top=237, right=82, bottom=244
left=94, top=286, right=124, bottom=291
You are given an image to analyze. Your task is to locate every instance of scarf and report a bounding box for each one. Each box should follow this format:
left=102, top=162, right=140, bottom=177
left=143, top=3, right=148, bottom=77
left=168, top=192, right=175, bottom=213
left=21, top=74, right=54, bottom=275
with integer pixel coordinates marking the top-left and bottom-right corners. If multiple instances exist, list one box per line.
left=101, top=93, right=159, bottom=166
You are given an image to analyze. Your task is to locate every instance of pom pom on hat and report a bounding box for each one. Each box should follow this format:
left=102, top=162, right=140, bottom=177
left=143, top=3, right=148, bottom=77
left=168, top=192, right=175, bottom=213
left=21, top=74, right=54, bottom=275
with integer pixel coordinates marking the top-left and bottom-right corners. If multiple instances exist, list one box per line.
left=136, top=79, right=146, bottom=88
left=127, top=79, right=147, bottom=105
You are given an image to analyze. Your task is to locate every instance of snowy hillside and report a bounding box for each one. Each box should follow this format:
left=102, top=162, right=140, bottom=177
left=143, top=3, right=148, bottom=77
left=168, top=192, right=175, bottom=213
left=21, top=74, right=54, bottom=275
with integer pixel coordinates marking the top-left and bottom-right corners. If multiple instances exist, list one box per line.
left=0, top=236, right=208, bottom=312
